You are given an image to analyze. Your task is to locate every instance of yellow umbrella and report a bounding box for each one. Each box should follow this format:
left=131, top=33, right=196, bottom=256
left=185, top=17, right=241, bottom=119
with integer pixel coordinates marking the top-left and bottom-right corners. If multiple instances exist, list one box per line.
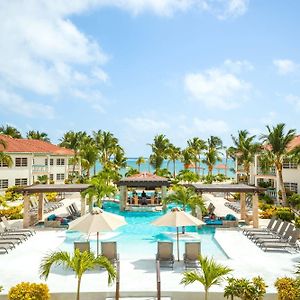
left=68, top=207, right=127, bottom=256
left=152, top=207, right=204, bottom=261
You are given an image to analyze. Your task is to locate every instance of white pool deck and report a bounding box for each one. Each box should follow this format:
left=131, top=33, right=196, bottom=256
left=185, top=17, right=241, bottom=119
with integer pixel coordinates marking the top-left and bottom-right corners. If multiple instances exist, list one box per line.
left=0, top=194, right=299, bottom=299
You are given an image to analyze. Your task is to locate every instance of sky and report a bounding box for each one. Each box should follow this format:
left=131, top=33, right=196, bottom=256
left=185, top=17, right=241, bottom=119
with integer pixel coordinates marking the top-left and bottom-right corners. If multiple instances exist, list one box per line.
left=0, top=0, right=300, bottom=156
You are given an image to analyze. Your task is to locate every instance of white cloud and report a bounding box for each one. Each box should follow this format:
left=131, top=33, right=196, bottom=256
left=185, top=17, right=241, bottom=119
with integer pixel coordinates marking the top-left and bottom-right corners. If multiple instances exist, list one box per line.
left=184, top=68, right=251, bottom=109
left=0, top=89, right=54, bottom=119
left=123, top=117, right=169, bottom=132
left=285, top=94, right=300, bottom=111
left=260, top=111, right=277, bottom=125
left=193, top=118, right=229, bottom=134
left=223, top=59, right=254, bottom=73
left=273, top=59, right=298, bottom=75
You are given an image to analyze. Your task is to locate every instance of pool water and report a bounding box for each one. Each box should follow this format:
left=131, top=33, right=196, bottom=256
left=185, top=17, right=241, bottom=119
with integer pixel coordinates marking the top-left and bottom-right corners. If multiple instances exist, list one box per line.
left=62, top=202, right=228, bottom=260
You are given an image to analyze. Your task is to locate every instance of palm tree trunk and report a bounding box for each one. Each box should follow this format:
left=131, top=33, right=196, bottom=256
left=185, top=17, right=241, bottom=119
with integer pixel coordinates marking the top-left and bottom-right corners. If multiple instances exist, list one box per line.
left=194, top=160, right=197, bottom=175
left=277, top=168, right=287, bottom=206
left=208, top=165, right=213, bottom=176
left=205, top=287, right=208, bottom=300
left=138, top=164, right=141, bottom=172
left=173, top=160, right=176, bottom=178
left=76, top=276, right=82, bottom=300
left=93, top=164, right=96, bottom=176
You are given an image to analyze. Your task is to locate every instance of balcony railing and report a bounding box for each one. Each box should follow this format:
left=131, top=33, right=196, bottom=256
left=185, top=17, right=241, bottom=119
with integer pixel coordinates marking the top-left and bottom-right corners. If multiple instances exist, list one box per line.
left=257, top=167, right=276, bottom=176
left=266, top=189, right=277, bottom=199
left=32, top=165, right=48, bottom=173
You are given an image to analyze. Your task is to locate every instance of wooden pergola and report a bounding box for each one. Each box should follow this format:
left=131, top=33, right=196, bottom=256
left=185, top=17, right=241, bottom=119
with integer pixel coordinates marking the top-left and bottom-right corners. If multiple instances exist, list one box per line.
left=21, top=184, right=91, bottom=228
left=190, top=183, right=263, bottom=228
left=117, top=172, right=170, bottom=211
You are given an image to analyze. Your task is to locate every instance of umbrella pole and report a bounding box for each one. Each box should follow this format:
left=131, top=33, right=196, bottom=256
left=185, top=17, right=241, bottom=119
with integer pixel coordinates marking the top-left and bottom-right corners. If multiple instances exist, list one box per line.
left=177, top=227, right=179, bottom=262
left=97, top=232, right=99, bottom=256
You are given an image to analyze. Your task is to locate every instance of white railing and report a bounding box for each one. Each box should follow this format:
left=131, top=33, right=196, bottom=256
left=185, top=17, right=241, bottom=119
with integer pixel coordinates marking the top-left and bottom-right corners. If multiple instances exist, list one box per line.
left=32, top=165, right=47, bottom=173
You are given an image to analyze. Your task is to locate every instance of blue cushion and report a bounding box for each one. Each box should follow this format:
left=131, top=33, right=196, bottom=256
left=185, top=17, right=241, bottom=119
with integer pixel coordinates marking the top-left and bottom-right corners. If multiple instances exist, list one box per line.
left=47, top=214, right=56, bottom=221
left=225, top=214, right=236, bottom=221
left=61, top=218, right=69, bottom=225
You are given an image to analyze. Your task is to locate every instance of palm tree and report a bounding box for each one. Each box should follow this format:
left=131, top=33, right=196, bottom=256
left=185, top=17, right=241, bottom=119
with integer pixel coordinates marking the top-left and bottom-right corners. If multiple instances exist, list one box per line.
left=203, top=136, right=223, bottom=176
left=181, top=148, right=193, bottom=169
left=181, top=255, right=232, bottom=300
left=136, top=156, right=145, bottom=172
left=230, top=130, right=261, bottom=183
left=80, top=137, right=98, bottom=178
left=0, top=125, right=22, bottom=138
left=166, top=144, right=181, bottom=178
left=40, top=249, right=116, bottom=300
left=0, top=138, right=13, bottom=167
left=260, top=123, right=296, bottom=206
left=148, top=134, right=170, bottom=172
left=26, top=130, right=50, bottom=142
left=125, top=167, right=139, bottom=177
left=113, top=146, right=127, bottom=171
left=60, top=131, right=87, bottom=178
left=187, top=137, right=207, bottom=175
left=176, top=169, right=200, bottom=183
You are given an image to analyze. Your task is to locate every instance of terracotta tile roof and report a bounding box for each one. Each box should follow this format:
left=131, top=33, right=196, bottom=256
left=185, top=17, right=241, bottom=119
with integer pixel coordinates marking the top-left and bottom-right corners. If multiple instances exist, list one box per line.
left=263, top=135, right=300, bottom=152
left=0, top=134, right=74, bottom=155
left=125, top=172, right=168, bottom=181
left=215, top=164, right=228, bottom=169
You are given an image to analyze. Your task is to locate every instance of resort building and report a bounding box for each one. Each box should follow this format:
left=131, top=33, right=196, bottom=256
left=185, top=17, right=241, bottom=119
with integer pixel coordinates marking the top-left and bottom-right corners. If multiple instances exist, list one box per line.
left=0, top=135, right=76, bottom=193
left=235, top=135, right=300, bottom=198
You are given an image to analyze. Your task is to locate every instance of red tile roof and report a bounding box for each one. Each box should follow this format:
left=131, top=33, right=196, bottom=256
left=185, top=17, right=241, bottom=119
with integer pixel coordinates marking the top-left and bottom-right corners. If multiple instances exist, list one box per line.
left=0, top=135, right=74, bottom=155
left=263, top=135, right=300, bottom=152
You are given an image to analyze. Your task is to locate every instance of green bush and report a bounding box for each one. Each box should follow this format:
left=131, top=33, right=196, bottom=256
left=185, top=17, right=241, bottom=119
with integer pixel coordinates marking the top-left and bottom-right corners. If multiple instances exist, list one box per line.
left=295, top=217, right=300, bottom=229
left=274, top=277, right=300, bottom=300
left=8, top=282, right=50, bottom=300
left=287, top=194, right=300, bottom=210
left=275, top=208, right=295, bottom=222
left=4, top=186, right=22, bottom=202
left=45, top=192, right=58, bottom=202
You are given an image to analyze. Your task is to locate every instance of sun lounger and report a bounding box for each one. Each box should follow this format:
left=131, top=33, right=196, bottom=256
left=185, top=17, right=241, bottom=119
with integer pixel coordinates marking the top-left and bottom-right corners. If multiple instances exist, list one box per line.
left=248, top=219, right=282, bottom=240
left=183, top=242, right=201, bottom=269
left=256, top=223, right=294, bottom=246
left=156, top=241, right=174, bottom=269
left=71, top=203, right=81, bottom=216
left=243, top=217, right=276, bottom=236
left=252, top=221, right=289, bottom=243
left=74, top=241, right=90, bottom=253
left=261, top=228, right=300, bottom=252
left=101, top=241, right=119, bottom=266
left=1, top=216, right=35, bottom=236
left=0, top=242, right=15, bottom=254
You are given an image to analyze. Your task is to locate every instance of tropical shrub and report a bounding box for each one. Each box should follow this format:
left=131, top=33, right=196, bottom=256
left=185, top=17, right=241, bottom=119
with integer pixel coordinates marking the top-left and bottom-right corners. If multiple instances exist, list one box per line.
left=224, top=276, right=267, bottom=300
left=0, top=205, right=23, bottom=219
left=45, top=192, right=58, bottom=202
left=8, top=282, right=50, bottom=300
left=4, top=186, right=22, bottom=202
left=287, top=194, right=300, bottom=210
left=259, top=208, right=276, bottom=219
left=275, top=208, right=294, bottom=222
left=261, top=194, right=274, bottom=205
left=274, top=277, right=300, bottom=300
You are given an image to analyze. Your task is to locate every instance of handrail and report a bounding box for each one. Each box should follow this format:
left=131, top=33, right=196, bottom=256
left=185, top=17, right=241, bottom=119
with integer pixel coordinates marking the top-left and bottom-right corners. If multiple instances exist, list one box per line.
left=156, top=260, right=161, bottom=300
left=116, top=260, right=120, bottom=300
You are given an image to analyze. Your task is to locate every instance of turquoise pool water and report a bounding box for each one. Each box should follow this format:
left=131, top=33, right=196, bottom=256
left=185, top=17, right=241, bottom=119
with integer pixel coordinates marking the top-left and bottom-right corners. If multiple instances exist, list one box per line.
left=62, top=202, right=228, bottom=260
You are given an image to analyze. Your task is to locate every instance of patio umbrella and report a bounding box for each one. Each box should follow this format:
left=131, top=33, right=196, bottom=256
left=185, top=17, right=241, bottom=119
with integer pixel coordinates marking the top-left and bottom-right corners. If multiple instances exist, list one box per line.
left=68, top=207, right=127, bottom=256
left=152, top=207, right=204, bottom=261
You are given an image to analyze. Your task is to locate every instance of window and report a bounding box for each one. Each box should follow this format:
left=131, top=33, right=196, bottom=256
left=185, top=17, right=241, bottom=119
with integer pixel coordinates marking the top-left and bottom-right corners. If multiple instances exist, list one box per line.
left=0, top=179, right=8, bottom=189
left=15, top=157, right=28, bottom=167
left=0, top=161, right=8, bottom=167
left=56, top=173, right=65, bottom=181
left=283, top=159, right=298, bottom=169
left=57, top=158, right=65, bottom=166
left=284, top=182, right=298, bottom=193
left=45, top=158, right=54, bottom=166
left=49, top=174, right=54, bottom=181
left=15, top=178, right=28, bottom=186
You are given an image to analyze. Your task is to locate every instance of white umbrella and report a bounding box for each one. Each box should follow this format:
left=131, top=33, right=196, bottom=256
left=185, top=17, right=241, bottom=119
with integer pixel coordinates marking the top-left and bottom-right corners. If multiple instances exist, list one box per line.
left=68, top=207, right=127, bottom=256
left=152, top=207, right=204, bottom=261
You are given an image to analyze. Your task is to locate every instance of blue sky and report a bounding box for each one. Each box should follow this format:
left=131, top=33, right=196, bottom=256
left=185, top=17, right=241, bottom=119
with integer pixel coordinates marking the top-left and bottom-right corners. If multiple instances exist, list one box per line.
left=0, top=0, right=300, bottom=156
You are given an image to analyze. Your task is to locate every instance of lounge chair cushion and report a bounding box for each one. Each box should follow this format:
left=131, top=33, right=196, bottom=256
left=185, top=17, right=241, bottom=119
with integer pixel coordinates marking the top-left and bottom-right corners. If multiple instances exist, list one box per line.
left=47, top=214, right=56, bottom=221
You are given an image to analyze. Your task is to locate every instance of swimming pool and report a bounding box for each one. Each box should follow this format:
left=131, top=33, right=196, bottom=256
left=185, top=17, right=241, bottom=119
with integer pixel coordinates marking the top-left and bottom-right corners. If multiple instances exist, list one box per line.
left=61, top=202, right=228, bottom=260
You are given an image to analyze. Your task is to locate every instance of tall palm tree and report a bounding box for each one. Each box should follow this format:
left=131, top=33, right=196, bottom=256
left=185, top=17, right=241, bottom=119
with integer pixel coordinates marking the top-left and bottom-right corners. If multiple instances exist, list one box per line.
left=0, top=138, right=13, bottom=167
left=113, top=146, right=127, bottom=171
left=260, top=123, right=296, bottom=206
left=166, top=144, right=181, bottom=178
left=40, top=249, right=116, bottom=300
left=79, top=136, right=98, bottom=178
left=26, top=130, right=50, bottom=142
left=181, top=148, right=193, bottom=169
left=181, top=255, right=232, bottom=300
left=187, top=137, right=207, bottom=175
left=230, top=130, right=261, bottom=183
left=60, top=131, right=87, bottom=178
left=148, top=134, right=170, bottom=172
left=136, top=156, right=145, bottom=172
left=0, top=125, right=22, bottom=138
left=203, top=136, right=223, bottom=176
left=93, top=130, right=119, bottom=168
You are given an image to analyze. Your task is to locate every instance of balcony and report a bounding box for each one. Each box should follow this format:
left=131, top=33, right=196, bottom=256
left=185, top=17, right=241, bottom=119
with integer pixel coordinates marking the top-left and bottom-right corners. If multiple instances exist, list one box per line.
left=32, top=165, right=48, bottom=173
left=257, top=167, right=276, bottom=176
